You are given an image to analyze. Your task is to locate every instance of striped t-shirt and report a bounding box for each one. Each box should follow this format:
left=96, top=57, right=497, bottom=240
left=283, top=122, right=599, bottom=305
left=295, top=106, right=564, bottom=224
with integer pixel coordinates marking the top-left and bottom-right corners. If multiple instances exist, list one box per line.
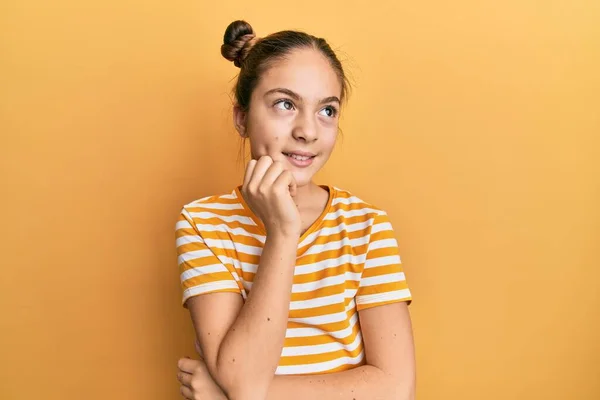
left=175, top=185, right=412, bottom=375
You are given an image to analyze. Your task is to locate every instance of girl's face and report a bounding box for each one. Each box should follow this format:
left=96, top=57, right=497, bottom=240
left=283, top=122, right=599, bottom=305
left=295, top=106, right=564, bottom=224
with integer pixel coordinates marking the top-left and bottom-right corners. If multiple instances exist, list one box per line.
left=234, top=48, right=342, bottom=188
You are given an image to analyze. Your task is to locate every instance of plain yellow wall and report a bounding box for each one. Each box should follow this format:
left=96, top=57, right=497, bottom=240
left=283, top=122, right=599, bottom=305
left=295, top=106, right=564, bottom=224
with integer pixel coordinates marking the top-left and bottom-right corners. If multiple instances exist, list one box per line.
left=1, top=1, right=599, bottom=399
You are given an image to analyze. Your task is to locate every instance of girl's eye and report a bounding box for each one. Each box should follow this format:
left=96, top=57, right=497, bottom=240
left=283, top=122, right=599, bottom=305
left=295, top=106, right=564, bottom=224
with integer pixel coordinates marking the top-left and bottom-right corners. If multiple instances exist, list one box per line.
left=319, top=106, right=338, bottom=118
left=275, top=100, right=295, bottom=111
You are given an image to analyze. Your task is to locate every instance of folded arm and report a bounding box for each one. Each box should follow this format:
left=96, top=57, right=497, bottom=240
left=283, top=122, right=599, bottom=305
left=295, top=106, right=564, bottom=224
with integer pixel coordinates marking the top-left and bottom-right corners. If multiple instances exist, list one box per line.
left=265, top=301, right=415, bottom=400
left=186, top=233, right=298, bottom=400
left=188, top=298, right=415, bottom=400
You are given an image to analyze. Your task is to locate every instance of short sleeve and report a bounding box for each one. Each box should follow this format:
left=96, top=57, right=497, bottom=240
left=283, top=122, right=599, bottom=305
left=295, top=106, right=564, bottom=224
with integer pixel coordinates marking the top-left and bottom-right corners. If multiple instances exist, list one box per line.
left=355, top=212, right=412, bottom=311
left=176, top=209, right=242, bottom=307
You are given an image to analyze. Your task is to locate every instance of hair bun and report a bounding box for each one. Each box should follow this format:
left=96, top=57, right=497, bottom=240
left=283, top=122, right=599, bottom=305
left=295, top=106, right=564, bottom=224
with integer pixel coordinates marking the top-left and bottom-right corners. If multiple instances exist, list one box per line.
left=221, top=20, right=257, bottom=68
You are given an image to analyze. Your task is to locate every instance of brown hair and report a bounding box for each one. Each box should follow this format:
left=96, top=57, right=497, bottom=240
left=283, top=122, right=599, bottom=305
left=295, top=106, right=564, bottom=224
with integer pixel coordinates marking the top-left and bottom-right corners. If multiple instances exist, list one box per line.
left=221, top=20, right=350, bottom=112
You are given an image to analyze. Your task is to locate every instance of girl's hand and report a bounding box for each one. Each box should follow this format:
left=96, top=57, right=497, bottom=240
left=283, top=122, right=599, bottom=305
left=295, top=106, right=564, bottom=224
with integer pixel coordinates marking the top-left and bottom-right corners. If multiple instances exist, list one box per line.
left=242, top=155, right=301, bottom=237
left=177, top=357, right=227, bottom=400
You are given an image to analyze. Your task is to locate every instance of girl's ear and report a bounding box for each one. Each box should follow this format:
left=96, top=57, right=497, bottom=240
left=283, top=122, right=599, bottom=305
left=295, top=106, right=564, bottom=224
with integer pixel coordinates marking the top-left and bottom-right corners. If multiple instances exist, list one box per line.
left=233, top=105, right=248, bottom=138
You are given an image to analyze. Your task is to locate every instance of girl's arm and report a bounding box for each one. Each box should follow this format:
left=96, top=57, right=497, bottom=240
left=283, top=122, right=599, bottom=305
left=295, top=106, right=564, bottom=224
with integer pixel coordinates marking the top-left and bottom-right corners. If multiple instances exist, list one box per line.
left=184, top=157, right=301, bottom=400
left=187, top=232, right=298, bottom=400
left=265, top=301, right=416, bottom=400
left=181, top=301, right=415, bottom=400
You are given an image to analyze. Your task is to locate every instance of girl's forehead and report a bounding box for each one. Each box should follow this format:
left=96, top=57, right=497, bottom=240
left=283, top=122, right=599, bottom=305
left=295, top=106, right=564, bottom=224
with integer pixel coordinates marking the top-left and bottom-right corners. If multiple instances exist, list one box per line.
left=256, top=48, right=342, bottom=100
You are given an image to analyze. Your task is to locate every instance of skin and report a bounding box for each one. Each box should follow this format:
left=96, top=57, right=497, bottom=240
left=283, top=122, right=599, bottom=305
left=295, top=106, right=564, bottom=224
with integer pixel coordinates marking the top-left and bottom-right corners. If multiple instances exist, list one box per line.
left=234, top=46, right=341, bottom=235
left=177, top=47, right=416, bottom=400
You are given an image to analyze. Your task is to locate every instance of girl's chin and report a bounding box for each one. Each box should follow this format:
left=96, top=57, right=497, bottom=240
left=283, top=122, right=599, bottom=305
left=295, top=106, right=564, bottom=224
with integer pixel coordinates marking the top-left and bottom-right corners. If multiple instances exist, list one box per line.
left=291, top=171, right=316, bottom=187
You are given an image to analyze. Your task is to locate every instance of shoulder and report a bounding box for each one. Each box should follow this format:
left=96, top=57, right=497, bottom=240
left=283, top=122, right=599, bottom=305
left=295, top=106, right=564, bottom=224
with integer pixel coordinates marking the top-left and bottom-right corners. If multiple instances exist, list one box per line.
left=182, top=190, right=240, bottom=211
left=178, top=189, right=245, bottom=224
left=329, top=186, right=388, bottom=219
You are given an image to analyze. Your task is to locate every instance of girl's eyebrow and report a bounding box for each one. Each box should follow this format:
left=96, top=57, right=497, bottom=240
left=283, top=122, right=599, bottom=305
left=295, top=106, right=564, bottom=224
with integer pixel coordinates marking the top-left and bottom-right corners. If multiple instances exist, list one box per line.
left=264, top=88, right=301, bottom=101
left=264, top=88, right=340, bottom=105
left=319, top=96, right=340, bottom=105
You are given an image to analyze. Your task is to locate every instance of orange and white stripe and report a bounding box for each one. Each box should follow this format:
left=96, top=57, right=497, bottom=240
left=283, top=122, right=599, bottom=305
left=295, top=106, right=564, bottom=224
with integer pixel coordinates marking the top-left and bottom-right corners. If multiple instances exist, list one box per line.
left=176, top=185, right=411, bottom=375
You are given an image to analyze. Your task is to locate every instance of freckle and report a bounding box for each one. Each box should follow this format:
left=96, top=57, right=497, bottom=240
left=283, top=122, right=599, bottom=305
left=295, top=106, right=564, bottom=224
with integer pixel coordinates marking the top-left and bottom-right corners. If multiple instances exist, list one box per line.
left=232, top=358, right=235, bottom=362
left=207, top=332, right=210, bottom=335
left=267, top=317, right=271, bottom=321
left=394, top=333, right=396, bottom=337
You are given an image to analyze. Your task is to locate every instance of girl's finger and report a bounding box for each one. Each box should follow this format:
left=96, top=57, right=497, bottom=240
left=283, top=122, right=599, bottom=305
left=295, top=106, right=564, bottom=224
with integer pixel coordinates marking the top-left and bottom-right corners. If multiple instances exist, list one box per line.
left=247, top=156, right=273, bottom=191
left=273, top=170, right=297, bottom=198
left=259, top=161, right=285, bottom=188
left=177, top=370, right=193, bottom=388
left=242, top=159, right=257, bottom=189
left=177, top=357, right=201, bottom=374
left=180, top=384, right=194, bottom=399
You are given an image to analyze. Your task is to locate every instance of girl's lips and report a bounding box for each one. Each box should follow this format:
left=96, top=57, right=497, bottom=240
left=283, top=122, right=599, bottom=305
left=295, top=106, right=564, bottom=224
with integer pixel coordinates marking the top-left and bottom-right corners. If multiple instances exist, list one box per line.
left=283, top=152, right=316, bottom=168
left=282, top=150, right=316, bottom=157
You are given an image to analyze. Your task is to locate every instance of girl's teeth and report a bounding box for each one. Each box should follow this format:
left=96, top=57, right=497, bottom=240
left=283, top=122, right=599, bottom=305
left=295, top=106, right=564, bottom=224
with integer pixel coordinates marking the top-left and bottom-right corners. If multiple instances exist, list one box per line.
left=287, top=153, right=310, bottom=161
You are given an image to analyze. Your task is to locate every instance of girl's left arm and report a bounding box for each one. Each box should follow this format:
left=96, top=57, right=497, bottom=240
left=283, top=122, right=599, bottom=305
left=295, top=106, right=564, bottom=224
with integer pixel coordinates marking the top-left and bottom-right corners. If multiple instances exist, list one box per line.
left=178, top=294, right=415, bottom=400
left=265, top=301, right=415, bottom=400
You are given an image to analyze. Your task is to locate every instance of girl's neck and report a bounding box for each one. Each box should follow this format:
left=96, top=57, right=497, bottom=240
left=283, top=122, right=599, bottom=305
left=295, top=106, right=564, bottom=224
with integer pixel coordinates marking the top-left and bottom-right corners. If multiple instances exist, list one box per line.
left=294, top=181, right=327, bottom=208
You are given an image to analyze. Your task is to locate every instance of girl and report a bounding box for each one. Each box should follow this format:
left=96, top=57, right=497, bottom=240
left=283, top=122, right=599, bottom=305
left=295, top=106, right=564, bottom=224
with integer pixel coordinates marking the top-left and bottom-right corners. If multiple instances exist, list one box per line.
left=175, top=20, right=415, bottom=400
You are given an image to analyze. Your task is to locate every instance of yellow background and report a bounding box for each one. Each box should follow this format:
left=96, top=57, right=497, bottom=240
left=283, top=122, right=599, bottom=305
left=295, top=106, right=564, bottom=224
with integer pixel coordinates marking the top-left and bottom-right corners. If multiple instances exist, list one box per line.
left=1, top=1, right=599, bottom=399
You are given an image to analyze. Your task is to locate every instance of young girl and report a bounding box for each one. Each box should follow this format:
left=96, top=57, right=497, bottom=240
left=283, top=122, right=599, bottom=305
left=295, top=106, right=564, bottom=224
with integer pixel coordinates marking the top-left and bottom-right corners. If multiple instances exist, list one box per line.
left=175, top=20, right=415, bottom=400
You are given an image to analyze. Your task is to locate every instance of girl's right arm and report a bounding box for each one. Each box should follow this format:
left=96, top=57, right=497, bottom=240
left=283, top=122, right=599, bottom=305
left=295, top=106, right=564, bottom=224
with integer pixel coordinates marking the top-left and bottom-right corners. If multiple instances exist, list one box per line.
left=186, top=156, right=300, bottom=400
